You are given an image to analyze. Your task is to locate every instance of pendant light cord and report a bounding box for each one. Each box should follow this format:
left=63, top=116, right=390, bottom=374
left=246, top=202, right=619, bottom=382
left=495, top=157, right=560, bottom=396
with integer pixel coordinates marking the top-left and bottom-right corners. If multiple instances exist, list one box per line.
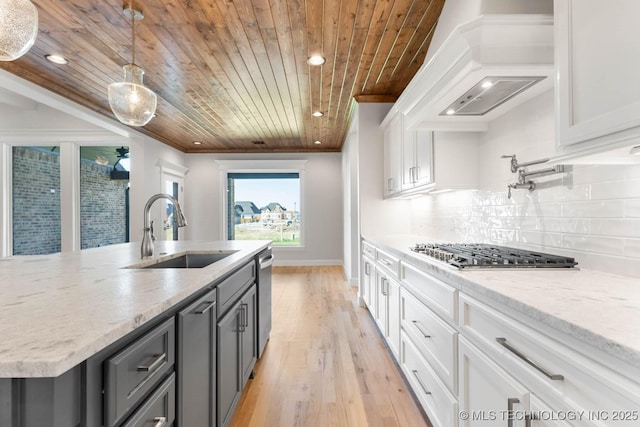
left=131, top=2, right=136, bottom=66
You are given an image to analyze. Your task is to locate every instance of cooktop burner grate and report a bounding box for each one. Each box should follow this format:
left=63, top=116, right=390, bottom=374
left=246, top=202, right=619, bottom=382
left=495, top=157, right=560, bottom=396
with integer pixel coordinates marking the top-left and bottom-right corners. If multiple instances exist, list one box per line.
left=411, top=243, right=578, bottom=269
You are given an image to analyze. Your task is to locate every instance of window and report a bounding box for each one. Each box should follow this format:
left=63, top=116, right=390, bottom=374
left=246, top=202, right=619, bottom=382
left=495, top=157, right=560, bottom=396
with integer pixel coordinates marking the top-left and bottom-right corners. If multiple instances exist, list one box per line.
left=79, top=146, right=130, bottom=249
left=12, top=146, right=61, bottom=255
left=226, top=172, right=301, bottom=246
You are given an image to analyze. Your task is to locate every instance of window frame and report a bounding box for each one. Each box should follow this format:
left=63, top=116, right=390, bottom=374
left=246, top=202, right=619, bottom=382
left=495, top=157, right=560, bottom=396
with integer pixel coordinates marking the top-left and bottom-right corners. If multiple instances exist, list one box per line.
left=216, top=160, right=307, bottom=249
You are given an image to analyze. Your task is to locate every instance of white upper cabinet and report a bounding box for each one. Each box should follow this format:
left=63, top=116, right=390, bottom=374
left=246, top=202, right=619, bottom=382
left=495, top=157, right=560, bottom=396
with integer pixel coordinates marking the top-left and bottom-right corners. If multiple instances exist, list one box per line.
left=555, top=0, right=640, bottom=155
left=401, top=130, right=434, bottom=192
left=383, top=114, right=403, bottom=197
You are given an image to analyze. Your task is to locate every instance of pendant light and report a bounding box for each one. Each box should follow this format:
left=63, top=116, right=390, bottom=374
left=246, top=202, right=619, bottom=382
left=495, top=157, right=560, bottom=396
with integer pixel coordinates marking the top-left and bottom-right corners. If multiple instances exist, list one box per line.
left=108, top=1, right=156, bottom=127
left=0, top=0, right=39, bottom=61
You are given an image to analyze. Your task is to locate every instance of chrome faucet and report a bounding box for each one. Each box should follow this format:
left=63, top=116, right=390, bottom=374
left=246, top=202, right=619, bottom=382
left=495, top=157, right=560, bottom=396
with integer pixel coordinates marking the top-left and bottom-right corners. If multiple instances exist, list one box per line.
left=141, top=193, right=187, bottom=258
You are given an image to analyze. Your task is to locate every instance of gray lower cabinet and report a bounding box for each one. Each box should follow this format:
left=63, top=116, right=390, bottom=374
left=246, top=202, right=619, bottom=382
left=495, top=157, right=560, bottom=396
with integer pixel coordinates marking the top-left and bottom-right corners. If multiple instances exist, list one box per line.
left=217, top=284, right=257, bottom=427
left=177, top=289, right=217, bottom=427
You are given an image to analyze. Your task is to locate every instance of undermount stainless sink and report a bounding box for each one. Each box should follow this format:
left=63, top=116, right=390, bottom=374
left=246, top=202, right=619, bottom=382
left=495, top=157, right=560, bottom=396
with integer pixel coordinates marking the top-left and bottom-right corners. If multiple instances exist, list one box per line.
left=132, top=251, right=238, bottom=269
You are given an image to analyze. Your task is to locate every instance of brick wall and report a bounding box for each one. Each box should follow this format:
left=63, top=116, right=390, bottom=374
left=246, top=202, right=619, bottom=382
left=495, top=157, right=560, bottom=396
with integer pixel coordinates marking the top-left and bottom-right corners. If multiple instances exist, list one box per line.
left=80, top=159, right=128, bottom=249
left=12, top=147, right=129, bottom=254
left=12, top=147, right=61, bottom=255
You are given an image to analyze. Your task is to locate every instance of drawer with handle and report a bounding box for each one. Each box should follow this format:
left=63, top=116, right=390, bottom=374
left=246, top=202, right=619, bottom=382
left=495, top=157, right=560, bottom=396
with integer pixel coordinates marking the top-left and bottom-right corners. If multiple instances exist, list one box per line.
left=401, top=287, right=457, bottom=394
left=376, top=248, right=400, bottom=279
left=401, top=262, right=457, bottom=323
left=362, top=241, right=376, bottom=259
left=105, top=317, right=175, bottom=427
left=121, top=372, right=176, bottom=427
left=459, top=293, right=640, bottom=423
left=217, top=261, right=256, bottom=317
left=401, top=331, right=458, bottom=427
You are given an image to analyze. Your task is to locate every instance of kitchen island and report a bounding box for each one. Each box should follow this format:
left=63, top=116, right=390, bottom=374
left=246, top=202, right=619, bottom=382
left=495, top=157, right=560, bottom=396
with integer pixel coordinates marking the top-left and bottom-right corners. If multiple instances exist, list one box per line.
left=0, top=240, right=271, bottom=427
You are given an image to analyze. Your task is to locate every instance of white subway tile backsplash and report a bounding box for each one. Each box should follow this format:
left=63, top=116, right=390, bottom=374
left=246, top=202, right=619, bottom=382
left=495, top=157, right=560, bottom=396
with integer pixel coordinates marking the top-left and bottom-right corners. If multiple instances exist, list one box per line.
left=519, top=230, right=562, bottom=248
left=569, top=164, right=640, bottom=185
left=538, top=217, right=590, bottom=235
left=561, top=200, right=625, bottom=218
left=624, top=199, right=640, bottom=218
left=624, top=239, right=640, bottom=258
left=561, top=234, right=623, bottom=255
left=590, top=219, right=640, bottom=238
left=591, top=179, right=640, bottom=200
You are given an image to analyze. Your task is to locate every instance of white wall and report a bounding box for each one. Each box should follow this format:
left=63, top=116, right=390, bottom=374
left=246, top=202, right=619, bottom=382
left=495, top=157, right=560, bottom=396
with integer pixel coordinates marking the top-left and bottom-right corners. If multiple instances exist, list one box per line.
left=341, top=102, right=410, bottom=285
left=184, top=152, right=343, bottom=266
left=409, top=90, right=640, bottom=278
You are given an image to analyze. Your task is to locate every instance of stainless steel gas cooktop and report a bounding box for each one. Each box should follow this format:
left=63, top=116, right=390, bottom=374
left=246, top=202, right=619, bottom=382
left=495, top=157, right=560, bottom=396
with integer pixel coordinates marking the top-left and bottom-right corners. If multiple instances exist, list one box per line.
left=410, top=243, right=578, bottom=269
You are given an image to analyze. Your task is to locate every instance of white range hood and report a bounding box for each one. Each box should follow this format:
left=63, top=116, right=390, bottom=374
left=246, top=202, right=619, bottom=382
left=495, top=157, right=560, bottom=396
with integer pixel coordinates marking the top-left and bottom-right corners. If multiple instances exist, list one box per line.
left=385, top=1, right=554, bottom=132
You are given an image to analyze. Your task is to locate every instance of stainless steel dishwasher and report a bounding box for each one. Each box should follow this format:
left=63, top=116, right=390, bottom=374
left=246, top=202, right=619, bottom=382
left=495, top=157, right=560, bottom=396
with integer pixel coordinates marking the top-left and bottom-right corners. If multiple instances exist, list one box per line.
left=256, top=247, right=273, bottom=357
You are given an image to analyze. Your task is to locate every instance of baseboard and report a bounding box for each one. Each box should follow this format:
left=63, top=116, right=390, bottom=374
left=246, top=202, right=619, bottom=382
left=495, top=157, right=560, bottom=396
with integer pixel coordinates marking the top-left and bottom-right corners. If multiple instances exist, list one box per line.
left=273, top=259, right=343, bottom=267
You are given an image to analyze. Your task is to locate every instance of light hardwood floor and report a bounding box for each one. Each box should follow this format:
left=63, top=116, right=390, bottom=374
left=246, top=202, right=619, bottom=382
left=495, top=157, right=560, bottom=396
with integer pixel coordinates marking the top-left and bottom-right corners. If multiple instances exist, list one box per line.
left=229, top=266, right=431, bottom=427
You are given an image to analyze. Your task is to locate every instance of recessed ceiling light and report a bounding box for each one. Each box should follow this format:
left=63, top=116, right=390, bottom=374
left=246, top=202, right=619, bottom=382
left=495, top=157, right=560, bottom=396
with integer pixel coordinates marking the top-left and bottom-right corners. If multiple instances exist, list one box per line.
left=631, top=145, right=640, bottom=155
left=481, top=81, right=493, bottom=89
left=312, top=111, right=324, bottom=117
left=314, top=140, right=322, bottom=145
left=45, top=54, right=69, bottom=65
left=446, top=109, right=456, bottom=115
left=193, top=141, right=202, bottom=145
left=307, top=55, right=326, bottom=66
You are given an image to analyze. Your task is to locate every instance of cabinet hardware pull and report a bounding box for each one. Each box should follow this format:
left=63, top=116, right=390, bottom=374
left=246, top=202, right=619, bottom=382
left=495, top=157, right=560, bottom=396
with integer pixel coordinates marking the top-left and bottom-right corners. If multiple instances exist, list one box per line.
left=259, top=256, right=273, bottom=269
left=411, top=320, right=431, bottom=338
left=507, top=398, right=519, bottom=427
left=137, top=353, right=166, bottom=372
left=238, top=307, right=246, bottom=332
left=153, top=416, right=167, bottom=427
left=388, top=178, right=393, bottom=192
left=242, top=302, right=249, bottom=328
left=380, top=278, right=387, bottom=296
left=414, top=166, right=419, bottom=182
left=380, top=258, right=392, bottom=266
left=365, top=262, right=370, bottom=275
left=496, top=337, right=564, bottom=380
left=411, top=370, right=431, bottom=395
left=195, top=300, right=216, bottom=315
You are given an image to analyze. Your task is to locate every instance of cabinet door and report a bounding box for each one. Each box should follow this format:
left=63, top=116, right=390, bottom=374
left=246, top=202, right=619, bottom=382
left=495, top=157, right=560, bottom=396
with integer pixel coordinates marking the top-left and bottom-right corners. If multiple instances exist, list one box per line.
left=386, top=276, right=401, bottom=358
left=459, top=336, right=530, bottom=427
left=556, top=0, right=640, bottom=152
left=361, top=257, right=374, bottom=308
left=375, top=271, right=388, bottom=335
left=413, top=130, right=433, bottom=187
left=218, top=300, right=242, bottom=427
left=240, top=285, right=257, bottom=386
left=177, top=290, right=216, bottom=427
left=401, top=128, right=417, bottom=190
left=383, top=114, right=403, bottom=197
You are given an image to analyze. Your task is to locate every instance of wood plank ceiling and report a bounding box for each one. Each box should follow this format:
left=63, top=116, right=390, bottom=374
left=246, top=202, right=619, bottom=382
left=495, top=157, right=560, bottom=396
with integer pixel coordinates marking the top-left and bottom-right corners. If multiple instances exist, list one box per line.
left=0, top=0, right=445, bottom=153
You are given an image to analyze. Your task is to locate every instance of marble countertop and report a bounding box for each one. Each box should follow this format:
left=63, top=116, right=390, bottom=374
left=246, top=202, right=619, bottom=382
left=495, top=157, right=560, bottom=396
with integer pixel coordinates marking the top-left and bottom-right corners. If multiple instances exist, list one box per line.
left=0, top=240, right=270, bottom=378
left=364, top=235, right=640, bottom=368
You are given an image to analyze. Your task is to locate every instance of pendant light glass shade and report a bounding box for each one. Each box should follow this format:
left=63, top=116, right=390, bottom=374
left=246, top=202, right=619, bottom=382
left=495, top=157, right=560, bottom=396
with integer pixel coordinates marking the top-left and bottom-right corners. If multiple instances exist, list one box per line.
left=108, top=3, right=156, bottom=127
left=108, top=64, right=157, bottom=126
left=0, top=0, right=39, bottom=61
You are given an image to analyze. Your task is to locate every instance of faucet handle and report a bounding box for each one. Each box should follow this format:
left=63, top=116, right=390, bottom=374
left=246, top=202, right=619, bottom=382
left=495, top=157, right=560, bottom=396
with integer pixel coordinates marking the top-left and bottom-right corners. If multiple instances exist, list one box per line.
left=150, top=220, right=156, bottom=241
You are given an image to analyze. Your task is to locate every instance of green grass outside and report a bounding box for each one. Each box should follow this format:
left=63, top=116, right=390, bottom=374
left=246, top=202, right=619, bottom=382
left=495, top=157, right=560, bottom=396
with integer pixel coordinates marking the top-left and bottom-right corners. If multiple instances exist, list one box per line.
left=234, top=223, right=301, bottom=245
